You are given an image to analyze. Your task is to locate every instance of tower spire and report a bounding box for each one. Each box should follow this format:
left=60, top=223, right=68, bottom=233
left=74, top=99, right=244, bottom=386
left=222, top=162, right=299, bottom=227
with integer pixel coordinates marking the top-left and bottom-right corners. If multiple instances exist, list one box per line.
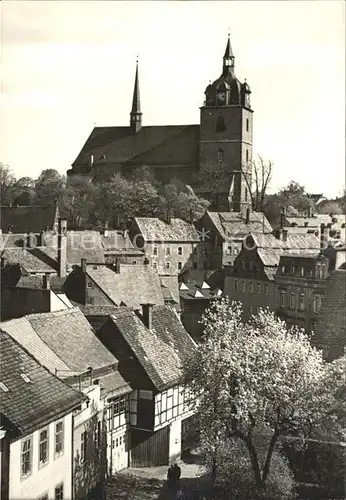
left=223, top=33, right=235, bottom=74
left=130, top=56, right=142, bottom=134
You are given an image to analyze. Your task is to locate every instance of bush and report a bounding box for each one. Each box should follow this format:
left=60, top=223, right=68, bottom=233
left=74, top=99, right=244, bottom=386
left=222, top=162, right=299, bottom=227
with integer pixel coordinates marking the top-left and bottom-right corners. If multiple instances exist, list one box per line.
left=203, top=438, right=295, bottom=499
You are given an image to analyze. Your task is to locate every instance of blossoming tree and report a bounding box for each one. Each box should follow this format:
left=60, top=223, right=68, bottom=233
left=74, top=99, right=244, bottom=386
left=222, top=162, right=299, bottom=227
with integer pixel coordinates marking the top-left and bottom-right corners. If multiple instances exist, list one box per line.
left=182, top=298, right=344, bottom=497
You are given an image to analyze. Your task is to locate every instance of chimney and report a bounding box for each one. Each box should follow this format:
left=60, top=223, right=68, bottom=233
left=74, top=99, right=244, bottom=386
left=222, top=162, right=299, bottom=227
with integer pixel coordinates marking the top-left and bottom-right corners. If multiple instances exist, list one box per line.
left=280, top=207, right=286, bottom=228
left=26, top=232, right=36, bottom=249
left=245, top=208, right=250, bottom=224
left=103, top=220, right=109, bottom=237
left=57, top=218, right=67, bottom=278
left=115, top=259, right=121, bottom=274
left=307, top=206, right=313, bottom=218
left=320, top=223, right=326, bottom=250
left=166, top=209, right=172, bottom=225
left=282, top=229, right=288, bottom=242
left=42, top=273, right=51, bottom=290
left=81, top=258, right=87, bottom=273
left=141, top=303, right=154, bottom=330
left=189, top=209, right=194, bottom=224
left=37, top=231, right=44, bottom=247
left=304, top=221, right=309, bottom=227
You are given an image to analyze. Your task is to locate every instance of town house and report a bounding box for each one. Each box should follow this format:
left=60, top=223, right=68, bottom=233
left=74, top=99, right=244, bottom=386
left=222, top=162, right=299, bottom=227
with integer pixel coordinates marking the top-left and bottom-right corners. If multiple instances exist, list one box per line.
left=0, top=307, right=132, bottom=496
left=96, top=304, right=197, bottom=466
left=195, top=209, right=272, bottom=272
left=63, top=260, right=165, bottom=309
left=224, top=231, right=320, bottom=321
left=130, top=216, right=203, bottom=303
left=0, top=329, right=85, bottom=500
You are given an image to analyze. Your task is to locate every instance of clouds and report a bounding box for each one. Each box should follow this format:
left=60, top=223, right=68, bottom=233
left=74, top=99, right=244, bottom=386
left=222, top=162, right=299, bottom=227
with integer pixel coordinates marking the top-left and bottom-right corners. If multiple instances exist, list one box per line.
left=0, top=0, right=345, bottom=195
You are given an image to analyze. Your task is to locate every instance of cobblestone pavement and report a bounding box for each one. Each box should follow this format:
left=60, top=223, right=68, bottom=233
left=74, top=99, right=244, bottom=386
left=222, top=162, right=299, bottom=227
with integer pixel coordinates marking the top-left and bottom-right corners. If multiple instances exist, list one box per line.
left=105, top=453, right=209, bottom=500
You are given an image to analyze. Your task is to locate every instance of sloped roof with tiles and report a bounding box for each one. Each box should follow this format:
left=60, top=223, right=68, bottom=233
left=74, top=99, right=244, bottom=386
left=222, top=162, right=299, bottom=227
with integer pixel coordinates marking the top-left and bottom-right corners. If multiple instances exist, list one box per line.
left=108, top=306, right=196, bottom=391
left=0, top=329, right=85, bottom=436
left=27, top=308, right=117, bottom=373
left=312, top=270, right=346, bottom=356
left=72, top=125, right=199, bottom=169
left=179, top=280, right=222, bottom=301
left=207, top=211, right=272, bottom=239
left=0, top=317, right=71, bottom=375
left=0, top=204, right=58, bottom=233
left=86, top=263, right=164, bottom=309
left=1, top=247, right=58, bottom=273
left=134, top=217, right=200, bottom=242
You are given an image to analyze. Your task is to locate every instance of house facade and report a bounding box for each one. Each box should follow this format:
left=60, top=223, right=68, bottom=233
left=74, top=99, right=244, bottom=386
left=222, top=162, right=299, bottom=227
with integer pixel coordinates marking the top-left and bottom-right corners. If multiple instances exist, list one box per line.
left=96, top=305, right=197, bottom=466
left=195, top=210, right=272, bottom=272
left=0, top=329, right=85, bottom=500
left=275, top=252, right=330, bottom=334
left=224, top=232, right=321, bottom=322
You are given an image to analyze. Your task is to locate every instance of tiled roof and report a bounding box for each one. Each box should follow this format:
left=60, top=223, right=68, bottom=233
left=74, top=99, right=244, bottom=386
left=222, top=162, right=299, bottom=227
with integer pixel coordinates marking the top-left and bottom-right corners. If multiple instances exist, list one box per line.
left=0, top=317, right=71, bottom=375
left=72, top=125, right=199, bottom=168
left=180, top=284, right=222, bottom=301
left=0, top=205, right=58, bottom=233
left=207, top=211, right=272, bottom=239
left=86, top=263, right=164, bottom=309
left=101, top=230, right=138, bottom=252
left=76, top=304, right=121, bottom=316
left=1, top=247, right=58, bottom=273
left=108, top=306, right=196, bottom=391
left=159, top=276, right=180, bottom=304
left=99, top=371, right=132, bottom=398
left=26, top=308, right=117, bottom=373
left=14, top=275, right=66, bottom=292
left=313, top=270, right=346, bottom=355
left=251, top=232, right=320, bottom=250
left=44, top=232, right=105, bottom=266
left=0, top=329, right=85, bottom=436
left=285, top=214, right=346, bottom=228
left=134, top=217, right=200, bottom=242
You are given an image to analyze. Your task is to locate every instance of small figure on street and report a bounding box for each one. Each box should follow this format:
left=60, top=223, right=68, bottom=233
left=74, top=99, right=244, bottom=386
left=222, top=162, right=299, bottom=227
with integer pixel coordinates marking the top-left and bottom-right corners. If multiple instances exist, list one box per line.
left=172, top=463, right=181, bottom=488
left=167, top=464, right=174, bottom=489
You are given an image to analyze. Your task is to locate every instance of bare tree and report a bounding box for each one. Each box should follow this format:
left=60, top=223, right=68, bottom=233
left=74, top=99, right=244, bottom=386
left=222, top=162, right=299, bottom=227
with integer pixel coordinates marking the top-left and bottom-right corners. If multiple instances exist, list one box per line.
left=240, top=156, right=273, bottom=212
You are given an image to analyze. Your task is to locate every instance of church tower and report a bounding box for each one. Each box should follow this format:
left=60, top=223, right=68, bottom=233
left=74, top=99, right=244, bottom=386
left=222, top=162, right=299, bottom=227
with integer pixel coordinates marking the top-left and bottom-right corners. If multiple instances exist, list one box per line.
left=199, top=35, right=253, bottom=212
left=130, top=59, right=142, bottom=134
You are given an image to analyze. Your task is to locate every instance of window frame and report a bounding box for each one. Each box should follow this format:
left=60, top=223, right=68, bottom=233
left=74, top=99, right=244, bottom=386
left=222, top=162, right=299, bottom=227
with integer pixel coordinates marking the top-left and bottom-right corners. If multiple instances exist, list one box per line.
left=165, top=246, right=171, bottom=256
left=54, top=483, right=64, bottom=500
left=164, top=261, right=171, bottom=270
left=280, top=290, right=287, bottom=307
left=80, top=430, right=87, bottom=463
left=177, top=246, right=183, bottom=256
left=54, top=420, right=64, bottom=458
left=313, top=294, right=322, bottom=313
left=152, top=261, right=158, bottom=271
left=263, top=283, right=268, bottom=295
left=249, top=281, right=253, bottom=293
left=289, top=292, right=296, bottom=310
left=153, top=246, right=158, bottom=256
left=177, top=261, right=183, bottom=271
left=21, top=435, right=33, bottom=479
left=256, top=282, right=261, bottom=294
left=234, top=279, right=238, bottom=291
left=38, top=427, right=49, bottom=468
left=299, top=292, right=305, bottom=311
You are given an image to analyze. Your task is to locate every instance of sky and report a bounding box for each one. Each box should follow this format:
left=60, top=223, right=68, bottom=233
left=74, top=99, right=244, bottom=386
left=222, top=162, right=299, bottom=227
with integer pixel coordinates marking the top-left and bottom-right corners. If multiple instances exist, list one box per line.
left=0, top=0, right=345, bottom=197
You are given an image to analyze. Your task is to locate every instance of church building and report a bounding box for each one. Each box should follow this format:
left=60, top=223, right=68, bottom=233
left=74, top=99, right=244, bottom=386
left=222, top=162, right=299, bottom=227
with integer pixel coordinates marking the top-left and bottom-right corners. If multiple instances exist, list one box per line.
left=67, top=35, right=253, bottom=212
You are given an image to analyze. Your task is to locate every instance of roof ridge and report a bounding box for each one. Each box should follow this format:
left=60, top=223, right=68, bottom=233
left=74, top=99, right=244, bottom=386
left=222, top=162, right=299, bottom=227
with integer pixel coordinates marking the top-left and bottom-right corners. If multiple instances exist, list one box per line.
left=0, top=328, right=85, bottom=397
left=25, top=306, right=81, bottom=321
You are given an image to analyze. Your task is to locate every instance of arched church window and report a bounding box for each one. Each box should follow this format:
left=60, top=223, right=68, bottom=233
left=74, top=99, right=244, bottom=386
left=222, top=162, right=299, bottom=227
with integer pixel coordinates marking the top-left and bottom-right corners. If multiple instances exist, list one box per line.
left=216, top=116, right=226, bottom=132
left=217, top=148, right=224, bottom=162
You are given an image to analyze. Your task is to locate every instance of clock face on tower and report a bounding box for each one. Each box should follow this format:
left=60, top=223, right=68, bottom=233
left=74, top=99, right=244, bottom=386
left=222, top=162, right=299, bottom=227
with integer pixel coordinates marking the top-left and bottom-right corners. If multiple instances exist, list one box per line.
left=217, top=91, right=226, bottom=104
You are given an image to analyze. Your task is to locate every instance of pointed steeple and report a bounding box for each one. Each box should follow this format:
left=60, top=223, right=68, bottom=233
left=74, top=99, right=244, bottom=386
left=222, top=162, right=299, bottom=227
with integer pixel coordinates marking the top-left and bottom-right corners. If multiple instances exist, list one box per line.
left=130, top=57, right=142, bottom=134
left=223, top=33, right=235, bottom=74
